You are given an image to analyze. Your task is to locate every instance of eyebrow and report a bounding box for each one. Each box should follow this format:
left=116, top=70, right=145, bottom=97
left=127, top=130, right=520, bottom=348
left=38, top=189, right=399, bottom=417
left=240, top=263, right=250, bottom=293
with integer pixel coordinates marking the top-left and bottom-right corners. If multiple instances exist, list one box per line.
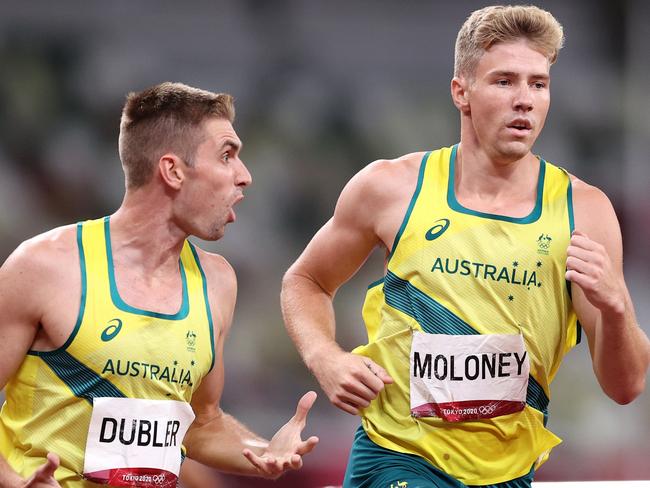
left=221, top=139, right=242, bottom=152
left=490, top=70, right=550, bottom=80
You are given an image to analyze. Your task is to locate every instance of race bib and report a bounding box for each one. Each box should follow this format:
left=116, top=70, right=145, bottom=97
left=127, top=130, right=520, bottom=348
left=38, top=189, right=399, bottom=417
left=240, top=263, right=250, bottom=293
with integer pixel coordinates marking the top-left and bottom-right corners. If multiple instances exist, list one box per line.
left=410, top=331, right=529, bottom=422
left=83, top=398, right=195, bottom=487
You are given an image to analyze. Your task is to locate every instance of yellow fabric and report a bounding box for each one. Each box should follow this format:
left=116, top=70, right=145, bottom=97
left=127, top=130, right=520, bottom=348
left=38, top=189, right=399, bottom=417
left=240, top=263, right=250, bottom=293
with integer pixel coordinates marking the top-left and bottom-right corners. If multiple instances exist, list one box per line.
left=0, top=217, right=214, bottom=487
left=353, top=146, right=578, bottom=485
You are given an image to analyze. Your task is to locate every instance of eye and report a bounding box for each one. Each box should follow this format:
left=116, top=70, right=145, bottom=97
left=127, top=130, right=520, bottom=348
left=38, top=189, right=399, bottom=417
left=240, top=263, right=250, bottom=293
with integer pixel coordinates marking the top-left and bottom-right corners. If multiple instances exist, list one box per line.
left=222, top=153, right=230, bottom=163
left=532, top=81, right=547, bottom=89
left=496, top=79, right=511, bottom=86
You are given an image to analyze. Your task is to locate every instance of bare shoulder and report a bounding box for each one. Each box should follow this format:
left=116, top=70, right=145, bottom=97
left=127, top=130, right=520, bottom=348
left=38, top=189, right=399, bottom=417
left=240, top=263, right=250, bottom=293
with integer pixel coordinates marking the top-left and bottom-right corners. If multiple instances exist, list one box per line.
left=189, top=245, right=237, bottom=328
left=190, top=246, right=236, bottom=287
left=348, top=152, right=426, bottom=197
left=2, top=224, right=78, bottom=277
left=337, top=151, right=426, bottom=217
left=0, top=224, right=80, bottom=333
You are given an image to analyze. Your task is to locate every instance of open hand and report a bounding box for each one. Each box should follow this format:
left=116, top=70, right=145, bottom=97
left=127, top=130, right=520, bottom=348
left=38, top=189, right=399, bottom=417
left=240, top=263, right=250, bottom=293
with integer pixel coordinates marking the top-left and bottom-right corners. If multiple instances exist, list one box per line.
left=242, top=391, right=319, bottom=478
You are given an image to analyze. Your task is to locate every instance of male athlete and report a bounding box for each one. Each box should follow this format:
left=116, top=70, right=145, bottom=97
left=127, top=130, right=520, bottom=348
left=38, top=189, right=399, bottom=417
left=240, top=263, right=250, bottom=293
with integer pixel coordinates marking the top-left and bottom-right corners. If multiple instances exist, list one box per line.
left=0, top=82, right=318, bottom=487
left=281, top=5, right=649, bottom=487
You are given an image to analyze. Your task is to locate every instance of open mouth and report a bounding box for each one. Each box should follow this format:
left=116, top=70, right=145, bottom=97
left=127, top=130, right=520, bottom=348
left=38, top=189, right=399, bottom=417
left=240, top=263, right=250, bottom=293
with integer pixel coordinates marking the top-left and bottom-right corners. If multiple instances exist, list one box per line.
left=507, top=119, right=532, bottom=132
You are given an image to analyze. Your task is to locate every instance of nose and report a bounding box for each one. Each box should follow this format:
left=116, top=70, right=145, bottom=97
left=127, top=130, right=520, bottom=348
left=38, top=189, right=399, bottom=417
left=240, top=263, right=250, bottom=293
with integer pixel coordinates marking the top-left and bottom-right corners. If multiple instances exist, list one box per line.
left=236, top=158, right=252, bottom=187
left=513, top=83, right=533, bottom=112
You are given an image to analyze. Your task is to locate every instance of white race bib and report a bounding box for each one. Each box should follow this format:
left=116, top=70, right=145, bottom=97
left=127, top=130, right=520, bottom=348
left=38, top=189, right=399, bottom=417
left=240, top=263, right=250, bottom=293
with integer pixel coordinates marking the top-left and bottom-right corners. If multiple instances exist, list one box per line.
left=83, top=398, right=195, bottom=487
left=410, top=331, right=529, bottom=422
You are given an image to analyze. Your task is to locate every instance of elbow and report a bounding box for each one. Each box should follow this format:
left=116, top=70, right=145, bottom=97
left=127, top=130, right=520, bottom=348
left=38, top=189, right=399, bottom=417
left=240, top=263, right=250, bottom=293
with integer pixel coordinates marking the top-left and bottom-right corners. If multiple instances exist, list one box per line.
left=607, top=378, right=646, bottom=405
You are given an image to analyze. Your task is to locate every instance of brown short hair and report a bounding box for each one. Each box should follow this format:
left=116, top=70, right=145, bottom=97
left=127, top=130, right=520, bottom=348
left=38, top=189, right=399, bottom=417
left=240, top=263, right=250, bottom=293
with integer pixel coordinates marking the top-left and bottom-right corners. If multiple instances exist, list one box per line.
left=118, top=82, right=235, bottom=188
left=454, top=5, right=564, bottom=78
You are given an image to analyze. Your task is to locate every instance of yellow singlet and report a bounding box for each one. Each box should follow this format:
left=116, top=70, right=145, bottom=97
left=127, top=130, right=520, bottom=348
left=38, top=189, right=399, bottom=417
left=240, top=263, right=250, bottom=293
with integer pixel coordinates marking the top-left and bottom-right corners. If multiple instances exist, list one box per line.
left=353, top=146, right=579, bottom=485
left=0, top=217, right=214, bottom=487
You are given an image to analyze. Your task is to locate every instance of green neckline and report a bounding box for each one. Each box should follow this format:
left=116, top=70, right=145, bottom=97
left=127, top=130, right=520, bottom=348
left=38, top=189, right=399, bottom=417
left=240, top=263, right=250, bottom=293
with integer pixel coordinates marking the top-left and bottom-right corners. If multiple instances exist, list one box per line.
left=446, top=144, right=545, bottom=224
left=104, top=216, right=190, bottom=320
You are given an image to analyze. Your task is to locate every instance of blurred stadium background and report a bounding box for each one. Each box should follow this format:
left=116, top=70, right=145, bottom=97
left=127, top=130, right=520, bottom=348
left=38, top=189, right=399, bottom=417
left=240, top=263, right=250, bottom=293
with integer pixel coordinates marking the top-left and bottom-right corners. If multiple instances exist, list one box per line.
left=0, top=0, right=648, bottom=485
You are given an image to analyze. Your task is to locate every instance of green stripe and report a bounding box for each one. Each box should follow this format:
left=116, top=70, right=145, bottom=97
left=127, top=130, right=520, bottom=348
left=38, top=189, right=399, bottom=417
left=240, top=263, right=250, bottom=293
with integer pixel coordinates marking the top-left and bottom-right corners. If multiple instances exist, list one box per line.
left=28, top=222, right=87, bottom=356
left=383, top=270, right=549, bottom=414
left=188, top=242, right=216, bottom=372
left=387, top=151, right=430, bottom=263
left=447, top=144, right=546, bottom=224
left=384, top=271, right=477, bottom=336
left=565, top=177, right=581, bottom=345
left=367, top=277, right=385, bottom=290
left=40, top=350, right=125, bottom=404
left=567, top=177, right=575, bottom=233
left=104, top=216, right=190, bottom=320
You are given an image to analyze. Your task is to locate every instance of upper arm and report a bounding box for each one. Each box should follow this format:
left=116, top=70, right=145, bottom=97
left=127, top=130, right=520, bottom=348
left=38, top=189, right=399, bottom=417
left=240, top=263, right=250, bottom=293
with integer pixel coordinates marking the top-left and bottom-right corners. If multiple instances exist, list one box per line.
left=0, top=229, right=77, bottom=388
left=188, top=251, right=237, bottom=420
left=570, top=177, right=629, bottom=338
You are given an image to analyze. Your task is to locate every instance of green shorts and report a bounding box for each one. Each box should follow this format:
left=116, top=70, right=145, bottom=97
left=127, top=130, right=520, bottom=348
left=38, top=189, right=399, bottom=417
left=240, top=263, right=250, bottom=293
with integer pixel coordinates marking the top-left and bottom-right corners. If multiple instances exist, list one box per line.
left=343, top=426, right=535, bottom=488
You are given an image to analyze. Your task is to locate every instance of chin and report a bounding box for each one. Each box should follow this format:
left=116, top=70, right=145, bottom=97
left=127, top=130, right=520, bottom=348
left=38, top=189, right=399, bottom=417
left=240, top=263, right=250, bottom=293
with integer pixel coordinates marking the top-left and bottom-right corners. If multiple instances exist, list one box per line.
left=192, top=225, right=226, bottom=242
left=498, top=141, right=531, bottom=161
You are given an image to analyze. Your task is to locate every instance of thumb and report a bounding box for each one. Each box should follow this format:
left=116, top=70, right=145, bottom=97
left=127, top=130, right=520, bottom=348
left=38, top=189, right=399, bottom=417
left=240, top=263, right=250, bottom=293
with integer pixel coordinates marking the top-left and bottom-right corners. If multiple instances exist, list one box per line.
left=292, top=391, right=317, bottom=423
left=367, top=360, right=394, bottom=384
left=33, top=452, right=59, bottom=481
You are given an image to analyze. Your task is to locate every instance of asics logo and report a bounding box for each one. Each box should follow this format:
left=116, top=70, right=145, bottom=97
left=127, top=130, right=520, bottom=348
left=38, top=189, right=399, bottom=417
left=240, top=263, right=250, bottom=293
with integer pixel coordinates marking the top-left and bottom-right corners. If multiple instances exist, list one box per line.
left=425, top=219, right=450, bottom=241
left=101, top=318, right=123, bottom=342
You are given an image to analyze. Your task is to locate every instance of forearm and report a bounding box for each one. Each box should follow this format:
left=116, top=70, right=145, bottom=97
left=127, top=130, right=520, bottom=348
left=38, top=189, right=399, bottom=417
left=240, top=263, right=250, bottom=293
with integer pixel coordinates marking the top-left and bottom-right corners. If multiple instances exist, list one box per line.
left=0, top=455, right=25, bottom=488
left=183, top=411, right=268, bottom=477
left=592, top=297, right=650, bottom=404
left=281, top=272, right=343, bottom=370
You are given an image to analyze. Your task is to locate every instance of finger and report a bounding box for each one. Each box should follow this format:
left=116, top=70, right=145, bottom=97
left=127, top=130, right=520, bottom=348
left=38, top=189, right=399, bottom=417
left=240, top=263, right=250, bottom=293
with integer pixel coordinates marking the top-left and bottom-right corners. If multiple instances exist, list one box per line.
left=345, top=376, right=382, bottom=401
left=33, top=452, right=60, bottom=481
left=242, top=449, right=266, bottom=473
left=333, top=399, right=360, bottom=415
left=295, top=435, right=319, bottom=456
left=565, top=256, right=599, bottom=275
left=570, top=232, right=601, bottom=252
left=355, top=363, right=388, bottom=396
left=292, top=391, right=317, bottom=423
left=289, top=453, right=303, bottom=470
left=566, top=244, right=596, bottom=262
left=366, top=360, right=394, bottom=385
left=565, top=269, right=596, bottom=289
left=339, top=389, right=373, bottom=409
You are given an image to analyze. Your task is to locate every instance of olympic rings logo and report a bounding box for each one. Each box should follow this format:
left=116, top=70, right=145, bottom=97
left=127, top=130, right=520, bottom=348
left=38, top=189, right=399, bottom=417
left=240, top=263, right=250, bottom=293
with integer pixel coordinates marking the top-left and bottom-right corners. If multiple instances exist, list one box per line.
left=152, top=473, right=166, bottom=484
left=478, top=404, right=497, bottom=416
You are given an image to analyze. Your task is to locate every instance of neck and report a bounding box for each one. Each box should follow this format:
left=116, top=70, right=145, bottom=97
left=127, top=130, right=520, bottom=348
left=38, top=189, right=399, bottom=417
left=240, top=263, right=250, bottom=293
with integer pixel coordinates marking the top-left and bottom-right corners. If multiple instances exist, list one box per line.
left=456, top=145, right=538, bottom=197
left=109, top=187, right=187, bottom=274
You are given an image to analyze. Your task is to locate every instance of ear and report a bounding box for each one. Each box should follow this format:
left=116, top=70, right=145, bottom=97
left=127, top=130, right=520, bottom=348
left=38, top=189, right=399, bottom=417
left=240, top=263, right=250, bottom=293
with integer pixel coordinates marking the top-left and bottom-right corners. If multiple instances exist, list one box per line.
left=158, top=154, right=186, bottom=190
left=451, top=76, right=471, bottom=115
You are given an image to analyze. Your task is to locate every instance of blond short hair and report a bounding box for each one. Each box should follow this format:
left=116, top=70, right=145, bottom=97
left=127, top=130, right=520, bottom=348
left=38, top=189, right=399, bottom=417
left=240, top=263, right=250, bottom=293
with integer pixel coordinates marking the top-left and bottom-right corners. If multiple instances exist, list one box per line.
left=454, top=5, right=564, bottom=77
left=118, top=82, right=235, bottom=188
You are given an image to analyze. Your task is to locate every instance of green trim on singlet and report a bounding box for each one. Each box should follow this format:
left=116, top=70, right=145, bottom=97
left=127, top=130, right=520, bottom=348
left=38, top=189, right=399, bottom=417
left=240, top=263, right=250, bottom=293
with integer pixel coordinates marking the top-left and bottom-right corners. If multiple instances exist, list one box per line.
left=387, top=152, right=430, bottom=263
left=28, top=222, right=88, bottom=356
left=447, top=144, right=546, bottom=224
left=565, top=177, right=581, bottom=346
left=383, top=270, right=549, bottom=415
left=367, top=277, right=385, bottom=290
left=104, top=216, right=190, bottom=320
left=40, top=350, right=126, bottom=405
left=344, top=425, right=536, bottom=488
left=384, top=271, right=477, bottom=336
left=188, top=242, right=216, bottom=373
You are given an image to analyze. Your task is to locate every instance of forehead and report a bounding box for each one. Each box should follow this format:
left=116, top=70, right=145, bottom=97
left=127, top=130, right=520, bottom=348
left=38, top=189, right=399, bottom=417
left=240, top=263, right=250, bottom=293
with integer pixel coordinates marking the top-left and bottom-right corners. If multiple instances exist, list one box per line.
left=475, top=39, right=550, bottom=76
left=200, top=117, right=242, bottom=149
